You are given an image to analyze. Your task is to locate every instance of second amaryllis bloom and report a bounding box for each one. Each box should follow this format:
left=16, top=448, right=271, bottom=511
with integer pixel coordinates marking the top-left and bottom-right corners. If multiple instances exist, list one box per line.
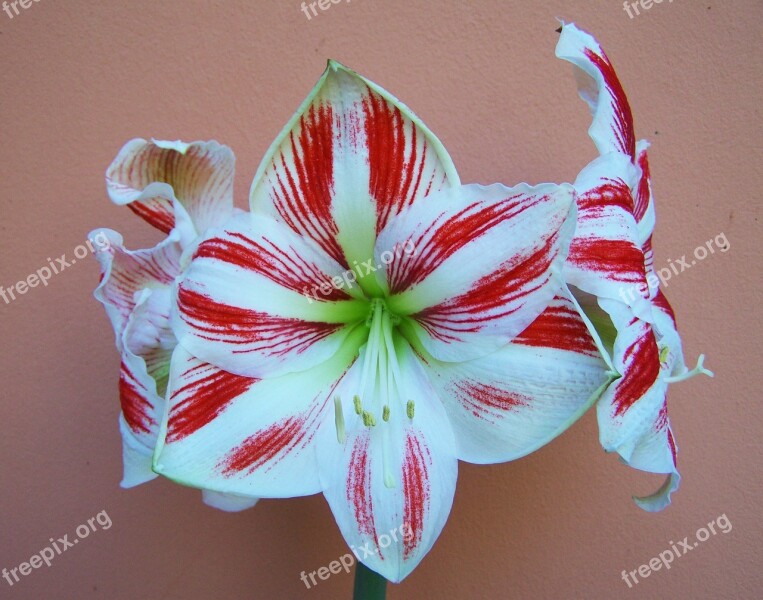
left=91, top=139, right=259, bottom=512
left=556, top=22, right=712, bottom=510
left=153, top=61, right=612, bottom=581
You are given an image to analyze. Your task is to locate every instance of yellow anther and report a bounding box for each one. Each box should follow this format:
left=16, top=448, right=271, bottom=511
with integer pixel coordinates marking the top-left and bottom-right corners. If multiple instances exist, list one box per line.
left=382, top=405, right=390, bottom=422
left=406, top=400, right=415, bottom=420
left=659, top=346, right=670, bottom=363
left=362, top=410, right=377, bottom=427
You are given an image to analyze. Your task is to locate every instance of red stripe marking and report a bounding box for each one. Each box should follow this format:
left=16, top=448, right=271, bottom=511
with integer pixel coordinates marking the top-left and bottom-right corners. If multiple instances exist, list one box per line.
left=514, top=296, right=599, bottom=356
left=402, top=432, right=430, bottom=560
left=119, top=361, right=156, bottom=435
left=178, top=286, right=341, bottom=356
left=217, top=373, right=340, bottom=476
left=654, top=404, right=677, bottom=466
left=414, top=233, right=557, bottom=342
left=577, top=178, right=634, bottom=214
left=388, top=193, right=544, bottom=294
left=634, top=149, right=652, bottom=224
left=612, top=320, right=660, bottom=416
left=568, top=238, right=647, bottom=285
left=363, top=92, right=434, bottom=233
left=167, top=364, right=259, bottom=442
left=652, top=289, right=677, bottom=326
left=667, top=427, right=677, bottom=467
left=270, top=104, right=347, bottom=268
left=126, top=201, right=175, bottom=234
left=584, top=47, right=636, bottom=160
left=194, top=233, right=350, bottom=301
left=454, top=381, right=529, bottom=420
left=219, top=415, right=309, bottom=475
left=346, top=434, right=379, bottom=551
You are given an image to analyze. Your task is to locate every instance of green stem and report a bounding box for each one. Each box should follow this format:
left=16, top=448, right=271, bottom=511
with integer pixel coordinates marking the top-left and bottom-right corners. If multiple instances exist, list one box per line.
left=353, top=560, right=387, bottom=600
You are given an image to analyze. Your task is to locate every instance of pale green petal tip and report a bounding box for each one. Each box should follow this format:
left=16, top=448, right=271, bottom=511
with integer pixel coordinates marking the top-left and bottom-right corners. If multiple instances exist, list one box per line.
left=633, top=472, right=680, bottom=512
left=202, top=490, right=260, bottom=513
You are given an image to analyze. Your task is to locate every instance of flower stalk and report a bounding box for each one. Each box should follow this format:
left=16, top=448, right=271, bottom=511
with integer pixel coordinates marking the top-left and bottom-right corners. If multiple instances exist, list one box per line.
left=353, top=561, right=387, bottom=600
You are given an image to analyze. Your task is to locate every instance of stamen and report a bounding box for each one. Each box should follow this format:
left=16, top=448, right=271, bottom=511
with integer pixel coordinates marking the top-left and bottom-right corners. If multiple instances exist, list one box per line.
left=353, top=395, right=362, bottom=416
left=406, top=400, right=415, bottom=420
left=382, top=405, right=390, bottom=422
left=664, top=354, right=714, bottom=384
left=362, top=410, right=377, bottom=427
left=659, top=346, right=670, bottom=363
left=333, top=396, right=346, bottom=444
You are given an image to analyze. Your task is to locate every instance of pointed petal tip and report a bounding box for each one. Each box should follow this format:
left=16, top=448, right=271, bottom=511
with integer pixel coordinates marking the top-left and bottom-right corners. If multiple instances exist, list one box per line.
left=633, top=472, right=680, bottom=512
left=202, top=490, right=260, bottom=512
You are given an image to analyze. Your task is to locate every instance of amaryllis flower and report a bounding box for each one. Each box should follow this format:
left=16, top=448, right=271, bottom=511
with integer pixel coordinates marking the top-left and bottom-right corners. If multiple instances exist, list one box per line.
left=153, top=61, right=612, bottom=581
left=556, top=23, right=712, bottom=510
left=91, top=139, right=258, bottom=512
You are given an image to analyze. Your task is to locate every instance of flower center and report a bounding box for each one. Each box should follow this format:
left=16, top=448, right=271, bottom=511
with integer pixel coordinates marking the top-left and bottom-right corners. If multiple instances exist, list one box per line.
left=332, top=298, right=414, bottom=488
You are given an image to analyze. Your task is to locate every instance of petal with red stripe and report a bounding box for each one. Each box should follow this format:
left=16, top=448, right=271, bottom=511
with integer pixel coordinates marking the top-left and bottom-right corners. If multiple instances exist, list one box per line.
left=154, top=328, right=366, bottom=498
left=316, top=339, right=457, bottom=583
left=634, top=141, right=657, bottom=237
left=422, top=292, right=612, bottom=463
left=377, top=183, right=576, bottom=362
left=118, top=352, right=161, bottom=488
left=106, top=139, right=235, bottom=235
left=594, top=298, right=683, bottom=509
left=91, top=228, right=183, bottom=348
left=556, top=23, right=636, bottom=160
left=249, top=61, right=460, bottom=278
left=117, top=287, right=177, bottom=488
left=172, top=213, right=369, bottom=378
left=595, top=300, right=664, bottom=455
left=565, top=153, right=652, bottom=322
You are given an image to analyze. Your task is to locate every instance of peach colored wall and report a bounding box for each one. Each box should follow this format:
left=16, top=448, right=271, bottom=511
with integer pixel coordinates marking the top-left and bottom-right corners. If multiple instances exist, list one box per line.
left=0, top=1, right=760, bottom=598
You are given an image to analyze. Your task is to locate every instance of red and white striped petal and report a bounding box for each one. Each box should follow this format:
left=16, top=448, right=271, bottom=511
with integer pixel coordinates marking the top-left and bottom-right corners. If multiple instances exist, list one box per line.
left=651, top=290, right=687, bottom=377
left=594, top=298, right=683, bottom=509
left=422, top=293, right=612, bottom=463
left=172, top=213, right=368, bottom=378
left=106, top=139, right=235, bottom=235
left=634, top=141, right=657, bottom=241
left=556, top=22, right=636, bottom=160
left=566, top=153, right=652, bottom=322
left=249, top=61, right=459, bottom=275
left=91, top=228, right=183, bottom=347
left=377, top=183, right=576, bottom=362
left=154, top=328, right=366, bottom=498
left=118, top=350, right=162, bottom=487
left=595, top=300, right=665, bottom=459
left=316, top=340, right=458, bottom=583
left=117, top=287, right=176, bottom=487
